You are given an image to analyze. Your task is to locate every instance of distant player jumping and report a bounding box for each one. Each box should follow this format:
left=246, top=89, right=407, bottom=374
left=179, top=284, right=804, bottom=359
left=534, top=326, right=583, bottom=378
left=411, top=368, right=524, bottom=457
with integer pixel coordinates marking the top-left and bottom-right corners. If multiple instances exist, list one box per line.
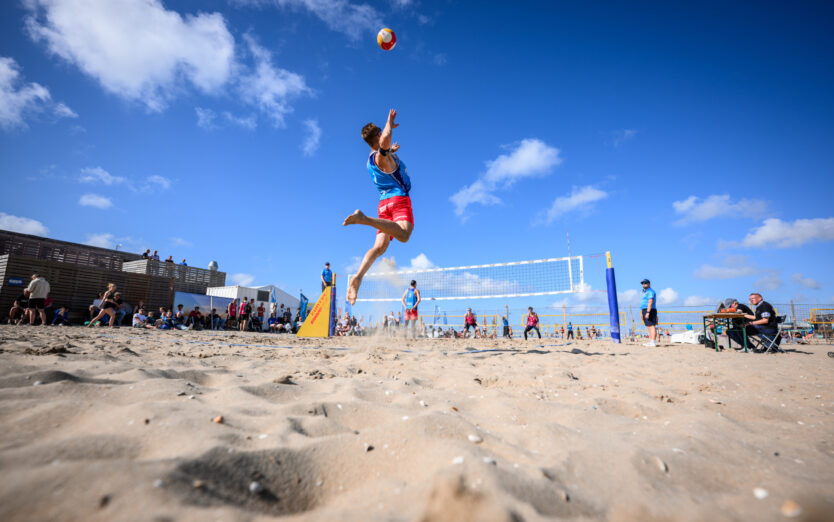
left=343, top=109, right=413, bottom=305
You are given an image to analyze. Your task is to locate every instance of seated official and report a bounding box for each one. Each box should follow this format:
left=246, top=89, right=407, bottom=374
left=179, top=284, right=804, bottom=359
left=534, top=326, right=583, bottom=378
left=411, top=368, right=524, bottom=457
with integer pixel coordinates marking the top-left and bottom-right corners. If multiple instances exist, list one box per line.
left=728, top=293, right=780, bottom=349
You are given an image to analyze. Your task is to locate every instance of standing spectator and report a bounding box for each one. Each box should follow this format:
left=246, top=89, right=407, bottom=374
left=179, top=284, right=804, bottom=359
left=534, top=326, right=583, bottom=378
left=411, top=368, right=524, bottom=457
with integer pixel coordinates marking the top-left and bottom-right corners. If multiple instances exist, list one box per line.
left=239, top=297, right=249, bottom=331
left=26, top=273, right=51, bottom=326
left=152, top=250, right=160, bottom=261
left=566, top=322, right=574, bottom=339
left=524, top=307, right=541, bottom=339
left=52, top=306, right=70, bottom=326
left=640, top=278, right=658, bottom=347
left=401, top=280, right=421, bottom=338
left=88, top=283, right=120, bottom=328
left=181, top=258, right=187, bottom=266
left=502, top=315, right=513, bottom=339
left=227, top=299, right=237, bottom=329
left=142, top=249, right=150, bottom=259
left=321, top=262, right=333, bottom=291
left=257, top=302, right=265, bottom=324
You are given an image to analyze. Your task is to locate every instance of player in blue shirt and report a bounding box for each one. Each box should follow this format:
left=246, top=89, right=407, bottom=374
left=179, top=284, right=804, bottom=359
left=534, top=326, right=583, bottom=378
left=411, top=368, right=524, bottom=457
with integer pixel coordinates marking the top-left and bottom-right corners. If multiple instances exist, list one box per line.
left=321, top=262, right=333, bottom=291
left=640, top=278, right=658, bottom=347
left=401, top=280, right=421, bottom=338
left=343, top=109, right=414, bottom=305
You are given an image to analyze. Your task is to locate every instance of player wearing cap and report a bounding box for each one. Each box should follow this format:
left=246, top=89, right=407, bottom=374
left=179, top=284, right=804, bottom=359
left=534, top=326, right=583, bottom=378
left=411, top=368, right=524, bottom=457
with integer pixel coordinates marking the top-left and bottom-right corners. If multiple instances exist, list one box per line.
left=640, top=279, right=658, bottom=347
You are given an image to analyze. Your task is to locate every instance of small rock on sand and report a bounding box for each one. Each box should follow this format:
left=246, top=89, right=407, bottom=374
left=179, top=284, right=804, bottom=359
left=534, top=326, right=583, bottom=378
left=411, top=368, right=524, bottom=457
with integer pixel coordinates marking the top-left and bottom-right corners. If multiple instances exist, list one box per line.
left=482, top=457, right=496, bottom=465
left=781, top=499, right=801, bottom=517
left=249, top=481, right=264, bottom=494
left=753, top=488, right=768, bottom=500
left=33, top=381, right=43, bottom=386
left=468, top=434, right=483, bottom=443
left=452, top=456, right=464, bottom=465
left=419, top=400, right=427, bottom=407
left=192, top=480, right=204, bottom=489
left=654, top=456, right=668, bottom=472
left=212, top=416, right=224, bottom=424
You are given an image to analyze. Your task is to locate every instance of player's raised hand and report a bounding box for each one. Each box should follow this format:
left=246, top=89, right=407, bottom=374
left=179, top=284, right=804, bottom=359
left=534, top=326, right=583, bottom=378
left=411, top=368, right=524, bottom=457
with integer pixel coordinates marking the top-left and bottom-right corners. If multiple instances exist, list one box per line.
left=388, top=109, right=399, bottom=128
left=391, top=142, right=400, bottom=152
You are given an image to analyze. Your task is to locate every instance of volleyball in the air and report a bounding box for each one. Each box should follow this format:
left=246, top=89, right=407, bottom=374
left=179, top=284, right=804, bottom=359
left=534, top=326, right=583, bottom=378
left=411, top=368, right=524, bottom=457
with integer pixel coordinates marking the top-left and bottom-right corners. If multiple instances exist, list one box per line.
left=377, top=28, right=396, bottom=51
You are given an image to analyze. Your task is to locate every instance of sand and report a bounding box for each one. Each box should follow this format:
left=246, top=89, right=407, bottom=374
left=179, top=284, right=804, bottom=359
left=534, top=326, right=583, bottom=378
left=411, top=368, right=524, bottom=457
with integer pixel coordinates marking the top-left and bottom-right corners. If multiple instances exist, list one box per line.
left=0, top=325, right=832, bottom=521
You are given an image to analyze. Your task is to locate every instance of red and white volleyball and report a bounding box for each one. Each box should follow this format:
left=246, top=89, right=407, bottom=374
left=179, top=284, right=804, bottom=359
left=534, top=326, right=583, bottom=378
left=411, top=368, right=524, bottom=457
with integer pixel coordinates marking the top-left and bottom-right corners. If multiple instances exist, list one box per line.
left=377, top=28, right=396, bottom=50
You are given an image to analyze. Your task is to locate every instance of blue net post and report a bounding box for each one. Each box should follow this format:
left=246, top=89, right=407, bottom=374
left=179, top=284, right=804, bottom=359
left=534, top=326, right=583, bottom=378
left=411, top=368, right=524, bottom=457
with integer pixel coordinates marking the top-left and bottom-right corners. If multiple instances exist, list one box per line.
left=605, top=252, right=621, bottom=343
left=329, top=277, right=337, bottom=337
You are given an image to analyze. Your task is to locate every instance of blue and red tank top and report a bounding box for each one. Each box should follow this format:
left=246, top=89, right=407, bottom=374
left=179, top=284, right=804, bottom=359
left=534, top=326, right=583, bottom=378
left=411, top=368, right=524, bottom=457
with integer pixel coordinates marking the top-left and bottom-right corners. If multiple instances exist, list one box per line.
left=368, top=151, right=411, bottom=200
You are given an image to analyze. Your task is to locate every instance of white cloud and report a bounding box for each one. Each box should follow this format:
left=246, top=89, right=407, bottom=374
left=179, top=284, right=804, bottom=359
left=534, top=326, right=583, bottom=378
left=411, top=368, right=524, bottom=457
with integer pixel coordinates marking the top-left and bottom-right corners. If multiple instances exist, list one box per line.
left=433, top=53, right=447, bottom=66
left=236, top=0, right=381, bottom=41
left=84, top=232, right=115, bottom=248
left=238, top=34, right=311, bottom=127
left=25, top=0, right=235, bottom=111
left=683, top=295, right=715, bottom=307
left=451, top=139, right=561, bottom=217
left=405, top=253, right=435, bottom=271
left=658, top=287, right=678, bottom=305
left=79, top=166, right=125, bottom=185
left=171, top=236, right=192, bottom=247
left=53, top=102, right=77, bottom=118
left=0, top=57, right=51, bottom=130
left=231, top=273, right=255, bottom=286
left=618, top=289, right=641, bottom=305
left=301, top=118, right=321, bottom=157
left=0, top=212, right=49, bottom=236
left=754, top=270, right=783, bottom=291
left=147, top=174, right=171, bottom=190
left=223, top=111, right=257, bottom=130
left=672, top=194, right=768, bottom=225
left=542, top=185, right=607, bottom=223
left=693, top=255, right=759, bottom=280
left=612, top=129, right=637, bottom=148
left=791, top=273, right=820, bottom=290
left=195, top=107, right=216, bottom=129
left=740, top=217, right=834, bottom=248
left=79, top=193, right=113, bottom=209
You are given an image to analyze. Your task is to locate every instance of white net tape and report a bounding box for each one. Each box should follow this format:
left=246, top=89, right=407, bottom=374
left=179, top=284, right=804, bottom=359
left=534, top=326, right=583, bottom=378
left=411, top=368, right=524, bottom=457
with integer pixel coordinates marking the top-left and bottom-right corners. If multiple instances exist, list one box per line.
left=349, top=256, right=583, bottom=302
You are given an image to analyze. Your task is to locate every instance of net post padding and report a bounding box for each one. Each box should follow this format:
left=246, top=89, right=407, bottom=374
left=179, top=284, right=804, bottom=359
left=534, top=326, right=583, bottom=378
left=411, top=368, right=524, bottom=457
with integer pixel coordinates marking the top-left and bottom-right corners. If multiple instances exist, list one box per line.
left=349, top=256, right=585, bottom=302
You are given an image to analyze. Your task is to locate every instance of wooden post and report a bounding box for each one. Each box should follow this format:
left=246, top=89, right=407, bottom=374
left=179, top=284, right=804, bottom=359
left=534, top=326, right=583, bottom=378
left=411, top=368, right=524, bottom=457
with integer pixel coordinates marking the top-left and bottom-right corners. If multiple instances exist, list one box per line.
left=562, top=303, right=567, bottom=336
left=790, top=300, right=796, bottom=324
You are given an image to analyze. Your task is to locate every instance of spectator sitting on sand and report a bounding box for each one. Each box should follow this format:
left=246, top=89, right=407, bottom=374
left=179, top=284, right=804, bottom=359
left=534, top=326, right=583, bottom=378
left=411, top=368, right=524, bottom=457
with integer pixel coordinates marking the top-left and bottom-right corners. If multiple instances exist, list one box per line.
left=268, top=313, right=281, bottom=333
left=51, top=306, right=70, bottom=326
left=209, top=308, right=224, bottom=330
left=188, top=306, right=204, bottom=330
left=9, top=290, right=29, bottom=325
left=174, top=304, right=186, bottom=325
left=133, top=308, right=148, bottom=328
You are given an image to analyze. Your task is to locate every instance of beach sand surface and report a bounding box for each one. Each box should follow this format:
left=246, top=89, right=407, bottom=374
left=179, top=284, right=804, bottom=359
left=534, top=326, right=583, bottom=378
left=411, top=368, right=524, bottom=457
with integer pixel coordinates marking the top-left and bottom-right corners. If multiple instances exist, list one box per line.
left=0, top=325, right=832, bottom=521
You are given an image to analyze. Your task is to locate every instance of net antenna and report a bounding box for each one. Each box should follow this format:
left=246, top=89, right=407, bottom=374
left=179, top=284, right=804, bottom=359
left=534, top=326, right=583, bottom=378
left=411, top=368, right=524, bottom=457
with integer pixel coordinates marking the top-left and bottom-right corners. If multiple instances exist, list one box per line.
left=348, top=256, right=584, bottom=302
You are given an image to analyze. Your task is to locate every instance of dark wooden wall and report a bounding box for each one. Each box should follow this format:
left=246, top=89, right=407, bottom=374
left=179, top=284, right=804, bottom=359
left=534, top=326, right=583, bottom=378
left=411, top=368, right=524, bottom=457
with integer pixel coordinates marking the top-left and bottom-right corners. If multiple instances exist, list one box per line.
left=0, top=255, right=172, bottom=323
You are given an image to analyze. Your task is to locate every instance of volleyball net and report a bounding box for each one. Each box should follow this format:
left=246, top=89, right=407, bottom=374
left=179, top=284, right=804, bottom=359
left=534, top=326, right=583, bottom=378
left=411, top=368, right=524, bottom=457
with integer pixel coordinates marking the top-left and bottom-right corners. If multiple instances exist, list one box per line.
left=348, top=255, right=584, bottom=302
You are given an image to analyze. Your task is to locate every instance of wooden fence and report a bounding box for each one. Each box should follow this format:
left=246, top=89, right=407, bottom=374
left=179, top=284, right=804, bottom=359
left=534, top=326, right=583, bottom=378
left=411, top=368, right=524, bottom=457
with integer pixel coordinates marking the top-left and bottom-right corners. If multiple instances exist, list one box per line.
left=122, top=259, right=225, bottom=295
left=0, top=254, right=172, bottom=323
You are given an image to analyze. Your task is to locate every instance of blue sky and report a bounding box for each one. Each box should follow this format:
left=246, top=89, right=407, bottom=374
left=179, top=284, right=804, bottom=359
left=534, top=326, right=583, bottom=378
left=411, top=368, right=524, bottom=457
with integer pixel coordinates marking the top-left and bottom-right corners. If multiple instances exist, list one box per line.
left=1, top=0, right=833, bottom=316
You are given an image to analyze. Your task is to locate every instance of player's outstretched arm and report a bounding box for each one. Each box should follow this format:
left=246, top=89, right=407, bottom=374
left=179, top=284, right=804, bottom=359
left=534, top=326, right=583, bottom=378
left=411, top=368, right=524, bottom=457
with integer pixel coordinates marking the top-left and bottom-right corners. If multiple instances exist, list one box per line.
left=379, top=109, right=398, bottom=150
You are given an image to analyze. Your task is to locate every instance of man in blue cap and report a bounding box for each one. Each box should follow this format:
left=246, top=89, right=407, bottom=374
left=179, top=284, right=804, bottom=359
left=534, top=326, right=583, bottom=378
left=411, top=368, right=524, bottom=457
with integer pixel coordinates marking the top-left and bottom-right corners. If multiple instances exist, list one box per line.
left=640, top=279, right=658, bottom=347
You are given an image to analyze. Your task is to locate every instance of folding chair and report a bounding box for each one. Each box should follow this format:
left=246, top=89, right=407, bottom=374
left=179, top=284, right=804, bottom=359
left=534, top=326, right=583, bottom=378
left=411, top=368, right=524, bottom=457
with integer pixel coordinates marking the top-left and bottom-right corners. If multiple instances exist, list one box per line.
left=750, top=316, right=785, bottom=353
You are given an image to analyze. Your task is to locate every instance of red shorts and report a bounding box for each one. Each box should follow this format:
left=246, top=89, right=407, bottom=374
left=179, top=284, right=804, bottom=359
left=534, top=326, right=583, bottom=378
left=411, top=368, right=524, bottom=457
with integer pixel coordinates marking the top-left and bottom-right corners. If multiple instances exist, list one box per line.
left=377, top=196, right=413, bottom=239
left=404, top=307, right=418, bottom=321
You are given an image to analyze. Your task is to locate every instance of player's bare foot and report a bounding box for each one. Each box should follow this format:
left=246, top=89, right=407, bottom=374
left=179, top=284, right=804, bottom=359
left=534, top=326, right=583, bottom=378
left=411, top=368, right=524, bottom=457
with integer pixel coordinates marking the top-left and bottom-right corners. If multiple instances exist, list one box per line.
left=347, top=276, right=362, bottom=305
left=343, top=209, right=365, bottom=226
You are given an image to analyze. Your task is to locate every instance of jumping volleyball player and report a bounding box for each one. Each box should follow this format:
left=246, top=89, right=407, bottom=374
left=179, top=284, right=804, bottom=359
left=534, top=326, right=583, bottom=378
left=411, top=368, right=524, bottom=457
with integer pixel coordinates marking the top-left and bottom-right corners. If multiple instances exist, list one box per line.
left=343, top=109, right=413, bottom=305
